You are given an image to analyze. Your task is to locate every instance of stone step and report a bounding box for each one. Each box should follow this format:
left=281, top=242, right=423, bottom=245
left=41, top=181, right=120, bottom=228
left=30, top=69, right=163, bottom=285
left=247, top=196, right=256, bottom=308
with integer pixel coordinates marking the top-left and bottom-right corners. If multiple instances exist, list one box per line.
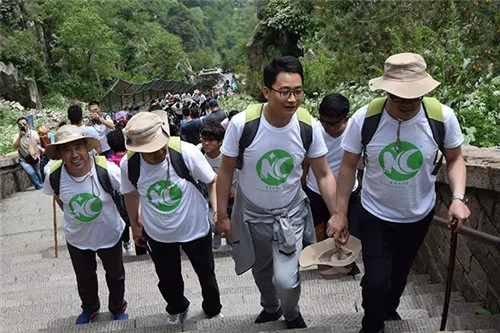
left=384, top=314, right=500, bottom=332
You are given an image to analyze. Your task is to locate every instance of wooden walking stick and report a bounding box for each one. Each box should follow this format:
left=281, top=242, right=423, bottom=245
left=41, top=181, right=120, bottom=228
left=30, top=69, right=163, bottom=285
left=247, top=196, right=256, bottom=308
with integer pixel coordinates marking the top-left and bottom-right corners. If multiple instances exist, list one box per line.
left=440, top=218, right=458, bottom=331
left=53, top=196, right=58, bottom=258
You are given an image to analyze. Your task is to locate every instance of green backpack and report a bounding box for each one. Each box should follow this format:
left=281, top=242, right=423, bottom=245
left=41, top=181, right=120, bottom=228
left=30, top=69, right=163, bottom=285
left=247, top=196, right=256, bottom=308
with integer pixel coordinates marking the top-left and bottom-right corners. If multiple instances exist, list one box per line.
left=361, top=97, right=445, bottom=175
left=236, top=104, right=313, bottom=170
left=49, top=155, right=113, bottom=197
left=127, top=136, right=203, bottom=193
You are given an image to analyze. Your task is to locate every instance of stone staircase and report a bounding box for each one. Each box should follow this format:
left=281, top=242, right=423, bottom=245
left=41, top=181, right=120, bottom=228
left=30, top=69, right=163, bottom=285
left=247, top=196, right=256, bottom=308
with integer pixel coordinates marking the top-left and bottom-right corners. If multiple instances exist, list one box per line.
left=0, top=190, right=499, bottom=333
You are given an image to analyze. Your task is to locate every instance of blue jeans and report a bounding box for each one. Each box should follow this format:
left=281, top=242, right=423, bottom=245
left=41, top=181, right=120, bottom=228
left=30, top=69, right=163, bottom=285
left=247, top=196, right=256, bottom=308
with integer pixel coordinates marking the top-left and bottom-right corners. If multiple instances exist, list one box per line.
left=19, top=159, right=43, bottom=189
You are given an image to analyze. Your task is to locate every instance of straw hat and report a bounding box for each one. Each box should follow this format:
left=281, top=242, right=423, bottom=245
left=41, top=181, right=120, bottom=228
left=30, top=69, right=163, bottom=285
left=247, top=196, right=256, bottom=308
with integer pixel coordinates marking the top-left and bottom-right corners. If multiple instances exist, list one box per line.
left=123, top=112, right=170, bottom=153
left=300, top=236, right=361, bottom=272
left=44, top=125, right=100, bottom=160
left=369, top=53, right=440, bottom=99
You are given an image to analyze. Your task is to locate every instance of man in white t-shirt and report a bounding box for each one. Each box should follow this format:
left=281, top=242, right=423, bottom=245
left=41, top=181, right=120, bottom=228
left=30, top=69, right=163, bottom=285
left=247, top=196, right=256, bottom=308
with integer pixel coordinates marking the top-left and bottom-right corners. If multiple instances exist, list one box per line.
left=216, top=56, right=339, bottom=329
left=121, top=112, right=222, bottom=325
left=328, top=53, right=470, bottom=333
left=42, top=126, right=128, bottom=325
left=86, top=101, right=115, bottom=158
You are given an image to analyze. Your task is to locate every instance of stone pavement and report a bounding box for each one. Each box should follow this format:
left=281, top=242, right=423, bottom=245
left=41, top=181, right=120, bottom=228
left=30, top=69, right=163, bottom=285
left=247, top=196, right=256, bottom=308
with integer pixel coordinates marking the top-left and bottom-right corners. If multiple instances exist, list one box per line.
left=0, top=188, right=499, bottom=333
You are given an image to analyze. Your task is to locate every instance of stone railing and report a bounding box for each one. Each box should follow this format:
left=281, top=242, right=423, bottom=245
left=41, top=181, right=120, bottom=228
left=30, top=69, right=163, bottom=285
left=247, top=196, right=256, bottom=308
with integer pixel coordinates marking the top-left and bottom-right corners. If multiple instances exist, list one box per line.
left=1, top=145, right=499, bottom=313
left=0, top=152, right=32, bottom=199
left=414, top=145, right=500, bottom=315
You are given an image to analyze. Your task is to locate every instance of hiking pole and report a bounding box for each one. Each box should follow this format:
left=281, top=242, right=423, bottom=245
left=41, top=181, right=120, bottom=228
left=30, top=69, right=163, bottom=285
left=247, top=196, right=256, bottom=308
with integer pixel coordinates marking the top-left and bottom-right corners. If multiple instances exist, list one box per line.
left=52, top=196, right=58, bottom=258
left=440, top=218, right=458, bottom=331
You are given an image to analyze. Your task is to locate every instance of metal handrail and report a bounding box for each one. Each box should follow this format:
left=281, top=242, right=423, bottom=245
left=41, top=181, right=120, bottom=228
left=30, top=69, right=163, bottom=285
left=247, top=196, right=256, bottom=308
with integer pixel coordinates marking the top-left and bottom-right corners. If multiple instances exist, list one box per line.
left=432, top=216, right=500, bottom=246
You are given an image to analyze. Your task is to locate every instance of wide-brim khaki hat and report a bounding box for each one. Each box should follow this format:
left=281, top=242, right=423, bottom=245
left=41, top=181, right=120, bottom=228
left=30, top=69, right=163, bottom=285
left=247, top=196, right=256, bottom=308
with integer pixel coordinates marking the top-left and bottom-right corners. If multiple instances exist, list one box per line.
left=300, top=236, right=361, bottom=268
left=45, top=125, right=100, bottom=160
left=369, top=53, right=440, bottom=99
left=123, top=111, right=170, bottom=153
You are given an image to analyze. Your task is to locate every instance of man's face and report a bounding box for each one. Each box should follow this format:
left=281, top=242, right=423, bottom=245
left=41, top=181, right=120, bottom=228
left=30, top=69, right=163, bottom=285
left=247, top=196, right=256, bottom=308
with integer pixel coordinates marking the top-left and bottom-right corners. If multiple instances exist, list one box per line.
left=59, top=140, right=89, bottom=174
left=142, top=145, right=168, bottom=165
left=17, top=119, right=28, bottom=132
left=387, top=93, right=423, bottom=113
left=263, top=72, right=304, bottom=118
left=89, top=104, right=101, bottom=118
left=319, top=115, right=348, bottom=138
left=201, top=137, right=221, bottom=155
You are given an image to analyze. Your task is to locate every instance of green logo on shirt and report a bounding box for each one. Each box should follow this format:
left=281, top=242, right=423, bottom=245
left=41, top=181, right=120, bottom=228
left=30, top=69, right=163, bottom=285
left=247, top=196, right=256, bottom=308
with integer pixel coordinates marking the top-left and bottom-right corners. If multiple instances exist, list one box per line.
left=69, top=193, right=102, bottom=223
left=256, top=149, right=294, bottom=186
left=147, top=180, right=182, bottom=212
left=379, top=142, right=423, bottom=181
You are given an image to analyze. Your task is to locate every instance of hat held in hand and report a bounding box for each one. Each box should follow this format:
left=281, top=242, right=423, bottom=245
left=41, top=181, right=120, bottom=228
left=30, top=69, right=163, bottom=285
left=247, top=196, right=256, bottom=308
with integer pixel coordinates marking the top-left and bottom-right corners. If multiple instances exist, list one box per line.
left=300, top=236, right=361, bottom=279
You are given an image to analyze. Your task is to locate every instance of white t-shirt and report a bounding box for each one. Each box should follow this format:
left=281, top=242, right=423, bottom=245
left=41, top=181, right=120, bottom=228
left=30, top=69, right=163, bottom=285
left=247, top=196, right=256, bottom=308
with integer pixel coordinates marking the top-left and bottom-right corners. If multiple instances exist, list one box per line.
left=13, top=129, right=40, bottom=161
left=221, top=104, right=327, bottom=210
left=202, top=150, right=238, bottom=186
left=43, top=158, right=125, bottom=250
left=306, top=121, right=358, bottom=194
left=341, top=103, right=464, bottom=223
left=120, top=142, right=216, bottom=243
left=89, top=114, right=113, bottom=152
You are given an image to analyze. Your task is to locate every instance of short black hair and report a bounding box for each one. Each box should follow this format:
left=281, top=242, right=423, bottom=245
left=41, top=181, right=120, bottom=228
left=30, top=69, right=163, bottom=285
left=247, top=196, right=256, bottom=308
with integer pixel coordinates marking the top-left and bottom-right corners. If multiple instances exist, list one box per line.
left=319, top=93, right=349, bottom=119
left=17, top=116, right=28, bottom=123
left=228, top=110, right=239, bottom=120
left=182, top=106, right=191, bottom=117
left=149, top=104, right=163, bottom=112
left=200, top=120, right=225, bottom=142
left=106, top=129, right=126, bottom=153
left=88, top=100, right=100, bottom=108
left=190, top=106, right=200, bottom=118
left=67, top=104, right=83, bottom=124
left=264, top=55, right=304, bottom=88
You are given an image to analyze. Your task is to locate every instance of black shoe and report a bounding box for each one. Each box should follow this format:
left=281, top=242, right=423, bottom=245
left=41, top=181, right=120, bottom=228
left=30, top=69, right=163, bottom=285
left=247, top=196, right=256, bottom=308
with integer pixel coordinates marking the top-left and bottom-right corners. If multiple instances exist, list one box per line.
left=254, top=308, right=282, bottom=323
left=358, top=328, right=384, bottom=333
left=385, top=311, right=401, bottom=321
left=286, top=313, right=306, bottom=329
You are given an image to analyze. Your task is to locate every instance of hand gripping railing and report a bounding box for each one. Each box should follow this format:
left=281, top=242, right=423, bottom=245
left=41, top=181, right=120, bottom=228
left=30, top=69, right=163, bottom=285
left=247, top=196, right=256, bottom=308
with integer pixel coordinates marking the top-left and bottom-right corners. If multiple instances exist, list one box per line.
left=432, top=215, right=500, bottom=330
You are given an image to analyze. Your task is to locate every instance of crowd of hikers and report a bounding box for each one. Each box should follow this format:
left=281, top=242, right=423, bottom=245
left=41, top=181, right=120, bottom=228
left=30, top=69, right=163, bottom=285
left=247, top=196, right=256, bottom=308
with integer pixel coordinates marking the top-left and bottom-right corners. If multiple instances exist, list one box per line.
left=13, top=53, right=470, bottom=333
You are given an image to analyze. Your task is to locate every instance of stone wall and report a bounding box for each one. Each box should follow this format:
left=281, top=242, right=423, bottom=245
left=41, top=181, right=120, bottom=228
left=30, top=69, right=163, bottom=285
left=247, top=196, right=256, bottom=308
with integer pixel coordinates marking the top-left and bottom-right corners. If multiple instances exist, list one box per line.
left=414, top=145, right=500, bottom=314
left=0, top=153, right=33, bottom=199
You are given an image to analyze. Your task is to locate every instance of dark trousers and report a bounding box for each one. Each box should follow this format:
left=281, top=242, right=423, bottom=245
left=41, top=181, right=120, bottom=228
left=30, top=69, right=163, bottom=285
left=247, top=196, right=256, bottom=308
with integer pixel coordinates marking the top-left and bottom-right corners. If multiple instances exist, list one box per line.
left=67, top=241, right=127, bottom=315
left=146, top=231, right=222, bottom=317
left=304, top=185, right=361, bottom=240
left=359, top=206, right=433, bottom=332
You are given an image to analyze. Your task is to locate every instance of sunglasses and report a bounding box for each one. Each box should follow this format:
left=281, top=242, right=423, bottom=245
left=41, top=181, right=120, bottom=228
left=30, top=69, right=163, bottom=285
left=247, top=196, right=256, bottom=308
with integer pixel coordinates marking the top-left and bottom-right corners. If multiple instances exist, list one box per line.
left=18, top=122, right=28, bottom=126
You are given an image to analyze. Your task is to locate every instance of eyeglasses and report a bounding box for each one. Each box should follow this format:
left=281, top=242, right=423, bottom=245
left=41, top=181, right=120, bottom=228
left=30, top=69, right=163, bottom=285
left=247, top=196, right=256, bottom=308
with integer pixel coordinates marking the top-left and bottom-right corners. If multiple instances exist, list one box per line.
left=387, top=94, right=423, bottom=104
left=268, top=87, right=305, bottom=99
left=319, top=116, right=345, bottom=127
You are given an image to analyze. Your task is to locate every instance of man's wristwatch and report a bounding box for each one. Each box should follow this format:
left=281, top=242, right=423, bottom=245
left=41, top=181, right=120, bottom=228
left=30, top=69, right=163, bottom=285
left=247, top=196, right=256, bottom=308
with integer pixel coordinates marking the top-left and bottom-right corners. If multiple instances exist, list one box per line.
left=452, top=194, right=468, bottom=204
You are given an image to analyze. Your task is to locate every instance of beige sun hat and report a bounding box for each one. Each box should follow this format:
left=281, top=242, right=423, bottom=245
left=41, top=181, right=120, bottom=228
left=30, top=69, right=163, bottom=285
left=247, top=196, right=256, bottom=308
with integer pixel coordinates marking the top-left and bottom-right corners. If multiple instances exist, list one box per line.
left=123, top=111, right=170, bottom=153
left=44, top=125, right=100, bottom=160
left=300, top=236, right=361, bottom=269
left=369, top=53, right=441, bottom=99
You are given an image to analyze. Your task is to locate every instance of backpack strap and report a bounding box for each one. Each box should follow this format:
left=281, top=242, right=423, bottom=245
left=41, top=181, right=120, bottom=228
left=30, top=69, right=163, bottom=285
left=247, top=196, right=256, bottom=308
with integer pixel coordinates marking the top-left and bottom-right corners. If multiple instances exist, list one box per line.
left=236, top=104, right=262, bottom=170
left=94, top=156, right=113, bottom=195
left=49, top=160, right=64, bottom=197
left=49, top=157, right=113, bottom=196
left=127, top=151, right=140, bottom=189
left=168, top=136, right=200, bottom=190
left=362, top=97, right=386, bottom=149
left=296, top=107, right=313, bottom=153
left=236, top=104, right=313, bottom=170
left=422, top=97, right=445, bottom=175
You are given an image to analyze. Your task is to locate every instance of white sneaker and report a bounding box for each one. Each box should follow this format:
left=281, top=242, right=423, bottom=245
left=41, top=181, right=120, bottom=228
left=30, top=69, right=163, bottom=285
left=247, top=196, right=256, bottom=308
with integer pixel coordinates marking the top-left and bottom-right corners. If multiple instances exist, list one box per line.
left=167, top=307, right=189, bottom=325
left=123, top=241, right=133, bottom=252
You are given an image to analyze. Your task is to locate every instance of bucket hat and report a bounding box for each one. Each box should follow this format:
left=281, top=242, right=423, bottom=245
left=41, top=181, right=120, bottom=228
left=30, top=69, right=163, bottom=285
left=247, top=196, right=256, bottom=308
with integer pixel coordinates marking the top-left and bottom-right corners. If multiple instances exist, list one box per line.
left=44, top=125, right=101, bottom=160
left=123, top=112, right=170, bottom=153
left=300, top=235, right=361, bottom=269
left=369, top=53, right=440, bottom=99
